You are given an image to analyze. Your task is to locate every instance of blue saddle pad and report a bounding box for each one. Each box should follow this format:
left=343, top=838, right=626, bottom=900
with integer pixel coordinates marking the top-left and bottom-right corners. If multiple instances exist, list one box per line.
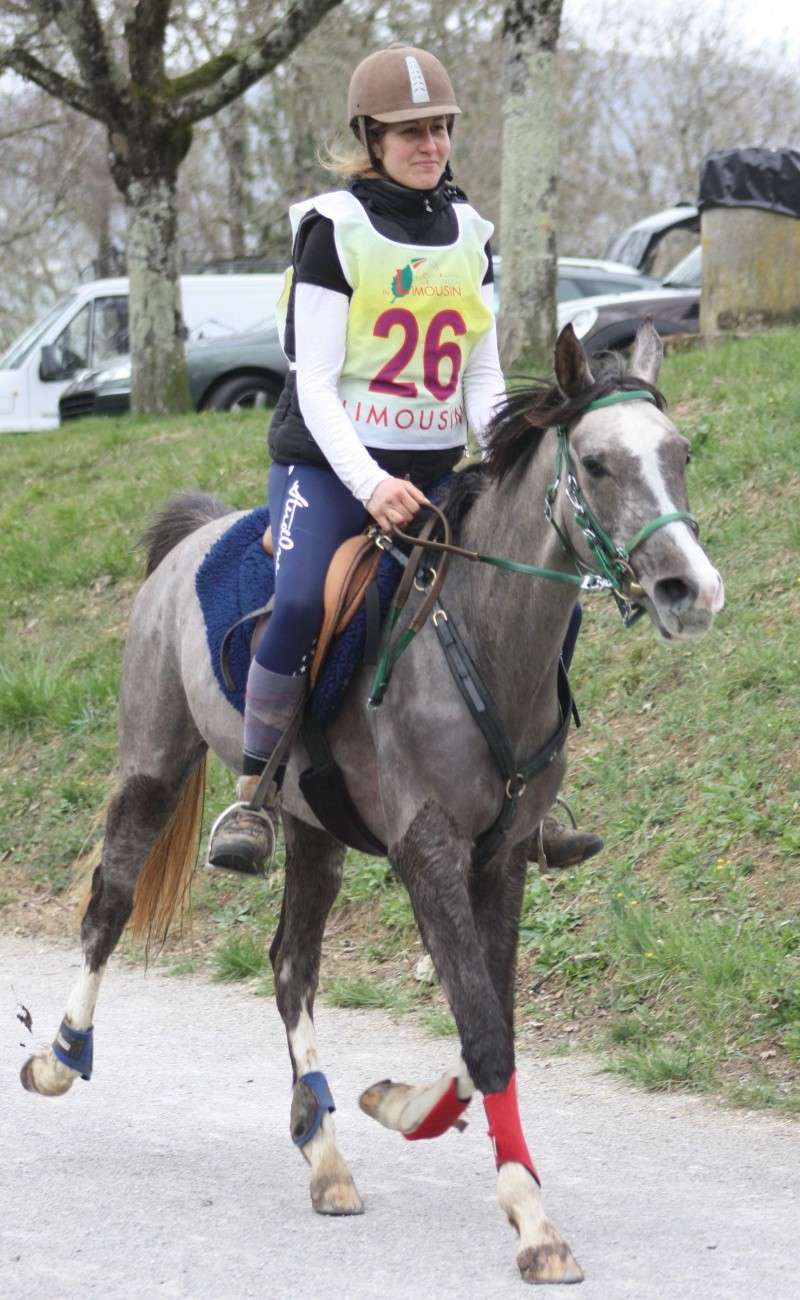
left=196, top=474, right=455, bottom=728
left=195, top=507, right=403, bottom=727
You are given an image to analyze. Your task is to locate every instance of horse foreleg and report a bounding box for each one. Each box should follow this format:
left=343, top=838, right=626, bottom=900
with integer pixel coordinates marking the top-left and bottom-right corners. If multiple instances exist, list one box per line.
left=21, top=763, right=200, bottom=1097
left=472, top=846, right=583, bottom=1284
left=360, top=848, right=526, bottom=1137
left=272, top=815, right=363, bottom=1216
left=387, top=801, right=582, bottom=1285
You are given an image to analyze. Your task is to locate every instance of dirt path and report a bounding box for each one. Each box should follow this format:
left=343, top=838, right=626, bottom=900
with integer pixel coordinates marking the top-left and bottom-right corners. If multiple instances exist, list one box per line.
left=2, top=934, right=798, bottom=1298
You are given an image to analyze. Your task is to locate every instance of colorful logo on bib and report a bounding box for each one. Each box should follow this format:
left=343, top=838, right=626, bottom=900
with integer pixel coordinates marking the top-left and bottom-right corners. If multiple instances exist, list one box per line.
left=390, top=258, right=426, bottom=302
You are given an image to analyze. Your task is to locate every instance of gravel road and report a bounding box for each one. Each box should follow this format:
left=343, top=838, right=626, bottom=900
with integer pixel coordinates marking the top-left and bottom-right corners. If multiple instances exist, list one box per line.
left=2, top=934, right=798, bottom=1299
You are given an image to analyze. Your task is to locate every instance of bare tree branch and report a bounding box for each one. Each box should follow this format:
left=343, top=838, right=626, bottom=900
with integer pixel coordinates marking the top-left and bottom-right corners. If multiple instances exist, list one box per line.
left=4, top=47, right=105, bottom=119
left=27, top=0, right=125, bottom=113
left=170, top=0, right=343, bottom=125
left=0, top=117, right=60, bottom=141
left=126, top=0, right=172, bottom=90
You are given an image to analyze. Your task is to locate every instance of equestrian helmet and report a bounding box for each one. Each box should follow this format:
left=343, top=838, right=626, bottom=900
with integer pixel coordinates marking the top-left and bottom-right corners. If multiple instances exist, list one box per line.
left=347, top=45, right=461, bottom=130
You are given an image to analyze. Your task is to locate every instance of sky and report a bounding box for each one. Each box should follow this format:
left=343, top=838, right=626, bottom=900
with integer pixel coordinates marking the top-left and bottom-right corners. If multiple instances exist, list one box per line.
left=565, top=0, right=800, bottom=60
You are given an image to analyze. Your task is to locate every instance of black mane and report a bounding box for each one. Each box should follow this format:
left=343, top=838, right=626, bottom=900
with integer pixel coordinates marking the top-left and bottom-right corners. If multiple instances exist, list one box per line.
left=441, top=355, right=667, bottom=535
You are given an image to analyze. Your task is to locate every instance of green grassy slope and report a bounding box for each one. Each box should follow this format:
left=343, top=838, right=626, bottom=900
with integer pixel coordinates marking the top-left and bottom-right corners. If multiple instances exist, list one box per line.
left=1, top=333, right=798, bottom=1109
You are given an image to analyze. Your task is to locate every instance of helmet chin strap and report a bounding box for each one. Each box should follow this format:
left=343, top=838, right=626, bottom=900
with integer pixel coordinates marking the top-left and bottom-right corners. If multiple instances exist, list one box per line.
left=356, top=115, right=384, bottom=175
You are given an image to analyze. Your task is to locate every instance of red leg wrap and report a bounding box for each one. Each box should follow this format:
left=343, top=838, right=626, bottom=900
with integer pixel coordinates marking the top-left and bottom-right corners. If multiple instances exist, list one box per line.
left=403, top=1077, right=471, bottom=1141
left=483, top=1072, right=540, bottom=1185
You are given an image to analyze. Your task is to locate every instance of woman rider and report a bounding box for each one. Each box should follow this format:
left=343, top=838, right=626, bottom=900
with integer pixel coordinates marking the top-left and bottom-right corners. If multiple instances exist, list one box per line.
left=208, top=44, right=600, bottom=875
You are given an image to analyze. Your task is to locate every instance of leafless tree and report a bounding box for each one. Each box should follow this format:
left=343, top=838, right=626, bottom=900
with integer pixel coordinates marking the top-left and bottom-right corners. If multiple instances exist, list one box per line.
left=0, top=86, right=113, bottom=346
left=0, top=0, right=344, bottom=413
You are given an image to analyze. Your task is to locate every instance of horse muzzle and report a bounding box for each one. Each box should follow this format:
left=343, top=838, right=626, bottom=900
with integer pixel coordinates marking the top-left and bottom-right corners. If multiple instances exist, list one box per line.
left=645, top=566, right=725, bottom=639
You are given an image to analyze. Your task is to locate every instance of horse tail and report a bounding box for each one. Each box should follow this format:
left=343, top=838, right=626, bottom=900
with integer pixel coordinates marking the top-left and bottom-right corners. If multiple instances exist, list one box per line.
left=127, top=757, right=207, bottom=945
left=142, top=490, right=232, bottom=577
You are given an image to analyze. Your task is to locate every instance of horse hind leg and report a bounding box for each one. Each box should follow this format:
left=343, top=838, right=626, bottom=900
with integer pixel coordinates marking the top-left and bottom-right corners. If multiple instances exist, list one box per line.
left=21, top=756, right=205, bottom=1097
left=272, top=814, right=363, bottom=1215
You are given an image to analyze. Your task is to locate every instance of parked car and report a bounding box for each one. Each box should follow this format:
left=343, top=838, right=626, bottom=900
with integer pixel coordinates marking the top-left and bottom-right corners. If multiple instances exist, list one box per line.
left=59, top=323, right=288, bottom=421
left=557, top=246, right=702, bottom=354
left=59, top=257, right=657, bottom=422
left=603, top=204, right=700, bottom=276
left=0, top=273, right=287, bottom=434
left=553, top=256, right=657, bottom=300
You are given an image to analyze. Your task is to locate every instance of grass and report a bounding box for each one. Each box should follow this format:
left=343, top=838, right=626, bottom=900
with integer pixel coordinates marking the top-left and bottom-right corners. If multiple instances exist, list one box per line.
left=213, top=930, right=270, bottom=982
left=1, top=331, right=799, bottom=1111
left=324, top=976, right=416, bottom=1014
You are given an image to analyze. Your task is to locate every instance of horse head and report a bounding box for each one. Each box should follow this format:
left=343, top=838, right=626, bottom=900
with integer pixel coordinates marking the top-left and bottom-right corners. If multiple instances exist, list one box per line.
left=552, top=320, right=724, bottom=639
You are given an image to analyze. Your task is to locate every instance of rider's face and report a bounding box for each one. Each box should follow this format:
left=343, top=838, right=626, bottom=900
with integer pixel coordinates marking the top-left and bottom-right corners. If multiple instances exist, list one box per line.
left=373, top=116, right=451, bottom=190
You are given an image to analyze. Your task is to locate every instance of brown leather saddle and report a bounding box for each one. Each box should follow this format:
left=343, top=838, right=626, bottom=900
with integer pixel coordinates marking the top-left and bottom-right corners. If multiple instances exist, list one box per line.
left=253, top=525, right=381, bottom=687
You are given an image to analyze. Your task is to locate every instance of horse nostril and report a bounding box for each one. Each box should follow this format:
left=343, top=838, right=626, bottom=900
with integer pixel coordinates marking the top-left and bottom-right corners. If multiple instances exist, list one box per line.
left=654, top=576, right=696, bottom=609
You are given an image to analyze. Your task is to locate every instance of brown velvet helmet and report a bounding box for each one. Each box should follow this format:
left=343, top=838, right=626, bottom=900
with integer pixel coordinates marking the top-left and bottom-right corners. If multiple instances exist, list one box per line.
left=347, top=45, right=461, bottom=132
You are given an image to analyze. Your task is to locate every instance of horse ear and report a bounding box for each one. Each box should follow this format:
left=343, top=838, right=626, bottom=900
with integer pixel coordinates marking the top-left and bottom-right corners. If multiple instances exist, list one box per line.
left=554, top=324, right=595, bottom=398
left=629, top=318, right=663, bottom=386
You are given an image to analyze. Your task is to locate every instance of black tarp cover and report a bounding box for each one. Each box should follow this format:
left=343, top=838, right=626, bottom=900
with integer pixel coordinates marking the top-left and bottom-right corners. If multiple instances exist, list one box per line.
left=698, top=148, right=800, bottom=218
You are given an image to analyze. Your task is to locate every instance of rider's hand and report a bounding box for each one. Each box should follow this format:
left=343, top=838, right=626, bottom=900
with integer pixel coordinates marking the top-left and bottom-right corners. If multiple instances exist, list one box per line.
left=367, top=477, right=429, bottom=532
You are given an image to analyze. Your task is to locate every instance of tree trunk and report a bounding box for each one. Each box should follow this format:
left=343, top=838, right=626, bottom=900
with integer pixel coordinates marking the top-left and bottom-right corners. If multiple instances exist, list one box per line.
left=125, top=170, right=192, bottom=414
left=499, top=0, right=563, bottom=376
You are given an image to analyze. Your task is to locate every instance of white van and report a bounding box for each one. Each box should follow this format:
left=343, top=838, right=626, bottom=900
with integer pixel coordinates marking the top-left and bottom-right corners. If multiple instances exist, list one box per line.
left=0, top=273, right=285, bottom=434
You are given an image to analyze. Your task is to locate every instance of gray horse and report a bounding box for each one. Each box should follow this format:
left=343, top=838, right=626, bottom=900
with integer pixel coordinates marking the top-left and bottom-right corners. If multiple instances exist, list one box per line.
left=22, top=324, right=723, bottom=1286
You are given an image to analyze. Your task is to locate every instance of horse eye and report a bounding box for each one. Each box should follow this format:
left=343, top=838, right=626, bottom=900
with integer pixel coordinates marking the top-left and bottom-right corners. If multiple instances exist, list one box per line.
left=581, top=456, right=607, bottom=478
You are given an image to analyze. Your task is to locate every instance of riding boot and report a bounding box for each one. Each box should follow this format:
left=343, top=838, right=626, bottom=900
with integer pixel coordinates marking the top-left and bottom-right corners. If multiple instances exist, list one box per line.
left=206, top=775, right=280, bottom=876
left=533, top=816, right=604, bottom=870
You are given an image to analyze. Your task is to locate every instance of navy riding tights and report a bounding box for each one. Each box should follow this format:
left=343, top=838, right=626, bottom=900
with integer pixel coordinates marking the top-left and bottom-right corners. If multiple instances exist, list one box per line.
left=255, top=462, right=368, bottom=675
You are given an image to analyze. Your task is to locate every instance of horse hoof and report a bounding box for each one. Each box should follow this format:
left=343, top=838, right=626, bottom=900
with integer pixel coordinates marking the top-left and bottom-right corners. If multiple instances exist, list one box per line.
left=310, top=1171, right=365, bottom=1216
left=358, top=1078, right=397, bottom=1120
left=20, top=1051, right=77, bottom=1097
left=517, top=1244, right=584, bottom=1285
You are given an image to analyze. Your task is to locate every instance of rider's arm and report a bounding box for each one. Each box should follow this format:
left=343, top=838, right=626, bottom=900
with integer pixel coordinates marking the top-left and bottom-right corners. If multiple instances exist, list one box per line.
left=294, top=282, right=390, bottom=507
left=462, top=282, right=506, bottom=448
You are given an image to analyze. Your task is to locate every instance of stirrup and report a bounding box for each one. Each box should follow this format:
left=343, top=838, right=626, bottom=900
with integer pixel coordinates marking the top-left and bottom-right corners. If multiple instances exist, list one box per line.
left=206, top=800, right=277, bottom=876
left=536, top=804, right=603, bottom=871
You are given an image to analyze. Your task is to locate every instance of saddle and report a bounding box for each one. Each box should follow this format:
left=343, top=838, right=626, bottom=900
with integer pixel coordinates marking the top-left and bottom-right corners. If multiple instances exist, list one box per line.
left=256, top=526, right=381, bottom=687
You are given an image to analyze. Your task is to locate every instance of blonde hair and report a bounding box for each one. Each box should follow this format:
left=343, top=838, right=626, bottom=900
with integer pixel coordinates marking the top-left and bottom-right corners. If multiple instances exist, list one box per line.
left=320, top=120, right=387, bottom=179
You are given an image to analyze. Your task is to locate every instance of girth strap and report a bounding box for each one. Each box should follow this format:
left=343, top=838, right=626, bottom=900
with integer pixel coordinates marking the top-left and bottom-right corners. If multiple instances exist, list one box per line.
left=299, top=713, right=387, bottom=855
